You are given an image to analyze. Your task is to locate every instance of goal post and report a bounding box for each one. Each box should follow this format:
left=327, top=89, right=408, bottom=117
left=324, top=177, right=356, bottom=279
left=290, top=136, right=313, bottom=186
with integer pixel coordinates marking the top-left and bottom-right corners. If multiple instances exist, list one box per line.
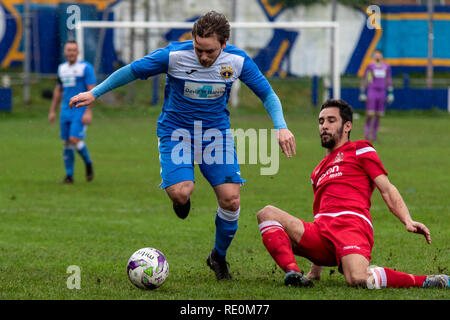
left=75, top=20, right=340, bottom=101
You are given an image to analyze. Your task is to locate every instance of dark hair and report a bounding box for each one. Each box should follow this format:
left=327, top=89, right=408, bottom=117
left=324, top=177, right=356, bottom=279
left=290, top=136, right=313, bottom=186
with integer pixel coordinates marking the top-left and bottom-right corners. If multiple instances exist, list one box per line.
left=65, top=40, right=78, bottom=46
left=192, top=11, right=230, bottom=45
left=373, top=49, right=383, bottom=55
left=320, top=99, right=353, bottom=138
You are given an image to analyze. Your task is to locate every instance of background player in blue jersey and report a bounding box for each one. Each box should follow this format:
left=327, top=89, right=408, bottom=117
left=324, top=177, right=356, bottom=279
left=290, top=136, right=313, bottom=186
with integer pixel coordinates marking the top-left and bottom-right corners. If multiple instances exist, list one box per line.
left=69, top=11, right=296, bottom=280
left=49, top=41, right=96, bottom=184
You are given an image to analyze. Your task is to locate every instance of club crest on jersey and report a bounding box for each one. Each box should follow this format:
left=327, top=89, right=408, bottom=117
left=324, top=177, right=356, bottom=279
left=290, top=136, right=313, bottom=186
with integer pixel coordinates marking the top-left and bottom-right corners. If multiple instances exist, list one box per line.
left=220, top=65, right=233, bottom=79
left=333, top=152, right=344, bottom=163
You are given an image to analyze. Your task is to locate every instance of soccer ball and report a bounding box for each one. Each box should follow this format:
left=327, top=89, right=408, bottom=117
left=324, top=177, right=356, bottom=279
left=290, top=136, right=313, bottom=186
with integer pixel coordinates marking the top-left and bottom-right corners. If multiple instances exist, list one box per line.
left=126, top=247, right=169, bottom=290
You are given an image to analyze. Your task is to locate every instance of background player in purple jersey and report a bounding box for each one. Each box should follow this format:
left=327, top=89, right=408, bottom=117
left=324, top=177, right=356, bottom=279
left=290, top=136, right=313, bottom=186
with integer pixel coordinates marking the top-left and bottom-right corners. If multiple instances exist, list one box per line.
left=359, top=49, right=394, bottom=142
left=68, top=11, right=296, bottom=281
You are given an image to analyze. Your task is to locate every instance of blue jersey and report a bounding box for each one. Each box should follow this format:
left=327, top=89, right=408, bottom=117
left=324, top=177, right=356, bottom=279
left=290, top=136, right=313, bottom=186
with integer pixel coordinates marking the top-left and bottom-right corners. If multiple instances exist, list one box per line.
left=57, top=61, right=96, bottom=118
left=130, top=41, right=272, bottom=136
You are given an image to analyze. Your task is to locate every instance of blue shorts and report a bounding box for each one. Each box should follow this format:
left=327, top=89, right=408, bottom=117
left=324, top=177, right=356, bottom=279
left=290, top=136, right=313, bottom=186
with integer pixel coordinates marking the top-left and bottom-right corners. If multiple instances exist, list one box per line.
left=158, top=129, right=245, bottom=189
left=60, top=114, right=87, bottom=141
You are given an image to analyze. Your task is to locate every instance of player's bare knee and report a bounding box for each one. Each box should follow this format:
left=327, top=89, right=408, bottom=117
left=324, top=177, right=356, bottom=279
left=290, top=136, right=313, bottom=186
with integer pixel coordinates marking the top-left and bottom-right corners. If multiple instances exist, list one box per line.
left=257, top=205, right=278, bottom=223
left=345, top=272, right=369, bottom=288
left=68, top=137, right=80, bottom=145
left=169, top=191, right=190, bottom=205
left=166, top=182, right=193, bottom=205
left=219, top=195, right=240, bottom=212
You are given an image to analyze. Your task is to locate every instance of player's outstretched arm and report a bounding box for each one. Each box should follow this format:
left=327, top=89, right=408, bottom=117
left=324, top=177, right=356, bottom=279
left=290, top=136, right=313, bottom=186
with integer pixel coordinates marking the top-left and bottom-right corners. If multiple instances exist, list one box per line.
left=238, top=56, right=295, bottom=158
left=70, top=64, right=138, bottom=109
left=261, top=89, right=296, bottom=158
left=374, top=174, right=431, bottom=244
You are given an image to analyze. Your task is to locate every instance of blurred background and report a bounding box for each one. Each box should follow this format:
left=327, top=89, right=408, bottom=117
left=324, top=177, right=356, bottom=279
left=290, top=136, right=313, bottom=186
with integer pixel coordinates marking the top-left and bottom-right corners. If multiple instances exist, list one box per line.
left=0, top=0, right=449, bottom=112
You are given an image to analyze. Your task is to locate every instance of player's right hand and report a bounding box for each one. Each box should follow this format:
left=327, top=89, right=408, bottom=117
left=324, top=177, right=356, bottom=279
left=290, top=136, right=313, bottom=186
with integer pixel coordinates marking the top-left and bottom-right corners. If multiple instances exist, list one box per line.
left=48, top=111, right=56, bottom=124
left=82, top=108, right=92, bottom=125
left=69, top=91, right=95, bottom=109
left=358, top=93, right=367, bottom=102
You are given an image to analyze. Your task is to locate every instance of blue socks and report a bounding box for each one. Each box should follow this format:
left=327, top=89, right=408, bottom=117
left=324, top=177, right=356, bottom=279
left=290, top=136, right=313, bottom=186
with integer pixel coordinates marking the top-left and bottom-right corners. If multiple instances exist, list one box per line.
left=63, top=145, right=75, bottom=177
left=63, top=140, right=92, bottom=177
left=214, top=207, right=240, bottom=260
left=76, top=140, right=92, bottom=165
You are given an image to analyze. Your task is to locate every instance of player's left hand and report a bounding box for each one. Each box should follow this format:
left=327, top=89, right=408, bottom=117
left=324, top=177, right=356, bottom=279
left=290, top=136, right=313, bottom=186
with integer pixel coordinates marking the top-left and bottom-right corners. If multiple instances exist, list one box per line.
left=277, top=128, right=296, bottom=158
left=406, top=221, right=431, bottom=244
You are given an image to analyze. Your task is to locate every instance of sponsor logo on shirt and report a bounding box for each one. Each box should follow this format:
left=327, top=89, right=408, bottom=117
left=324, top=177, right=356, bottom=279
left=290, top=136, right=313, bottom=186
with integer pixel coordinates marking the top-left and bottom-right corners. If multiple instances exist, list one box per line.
left=183, top=81, right=226, bottom=100
left=62, top=76, right=76, bottom=88
left=220, top=65, right=234, bottom=79
left=373, top=68, right=386, bottom=78
left=317, top=165, right=342, bottom=185
left=333, top=152, right=344, bottom=164
left=343, top=245, right=361, bottom=250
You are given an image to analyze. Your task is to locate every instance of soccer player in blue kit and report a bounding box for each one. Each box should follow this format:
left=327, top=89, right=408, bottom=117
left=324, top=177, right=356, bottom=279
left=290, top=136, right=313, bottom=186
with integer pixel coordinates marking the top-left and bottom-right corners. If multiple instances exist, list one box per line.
left=69, top=11, right=296, bottom=280
left=49, top=40, right=96, bottom=184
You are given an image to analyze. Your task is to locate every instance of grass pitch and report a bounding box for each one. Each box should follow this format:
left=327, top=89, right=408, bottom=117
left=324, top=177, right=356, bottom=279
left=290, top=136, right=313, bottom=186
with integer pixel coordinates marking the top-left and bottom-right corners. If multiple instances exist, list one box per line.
left=0, top=87, right=449, bottom=300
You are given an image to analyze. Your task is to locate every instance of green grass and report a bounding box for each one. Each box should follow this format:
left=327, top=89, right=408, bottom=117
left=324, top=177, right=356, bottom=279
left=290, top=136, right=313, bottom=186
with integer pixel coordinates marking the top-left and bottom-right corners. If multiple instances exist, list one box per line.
left=0, top=81, right=449, bottom=300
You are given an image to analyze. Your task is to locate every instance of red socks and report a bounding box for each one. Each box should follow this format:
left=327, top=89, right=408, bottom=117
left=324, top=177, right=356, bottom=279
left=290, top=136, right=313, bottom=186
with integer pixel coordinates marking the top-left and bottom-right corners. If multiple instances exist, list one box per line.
left=369, top=266, right=427, bottom=288
left=259, top=221, right=301, bottom=273
left=259, top=220, right=428, bottom=288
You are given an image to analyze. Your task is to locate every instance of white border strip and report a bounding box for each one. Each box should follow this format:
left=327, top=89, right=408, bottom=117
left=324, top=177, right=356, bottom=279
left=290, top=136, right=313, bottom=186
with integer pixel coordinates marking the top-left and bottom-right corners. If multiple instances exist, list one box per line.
left=356, top=147, right=376, bottom=156
left=314, top=211, right=373, bottom=229
left=258, top=220, right=284, bottom=234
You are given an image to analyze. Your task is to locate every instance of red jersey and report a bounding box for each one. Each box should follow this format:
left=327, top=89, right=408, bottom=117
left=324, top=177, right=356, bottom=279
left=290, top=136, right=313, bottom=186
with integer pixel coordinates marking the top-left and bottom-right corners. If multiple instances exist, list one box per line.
left=310, top=140, right=387, bottom=228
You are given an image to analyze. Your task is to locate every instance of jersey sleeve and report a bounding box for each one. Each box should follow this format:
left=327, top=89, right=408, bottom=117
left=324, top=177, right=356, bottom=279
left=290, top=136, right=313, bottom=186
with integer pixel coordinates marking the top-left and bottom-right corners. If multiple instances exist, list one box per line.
left=56, top=65, right=62, bottom=86
left=386, top=64, right=393, bottom=89
left=130, top=46, right=170, bottom=80
left=84, top=63, right=97, bottom=86
left=363, top=64, right=371, bottom=82
left=238, top=54, right=272, bottom=100
left=356, top=141, right=388, bottom=180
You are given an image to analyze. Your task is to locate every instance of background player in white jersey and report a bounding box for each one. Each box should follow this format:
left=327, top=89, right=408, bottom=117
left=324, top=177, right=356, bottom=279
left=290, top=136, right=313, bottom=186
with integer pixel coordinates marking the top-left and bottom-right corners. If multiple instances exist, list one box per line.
left=68, top=11, right=296, bottom=281
left=48, top=41, right=96, bottom=184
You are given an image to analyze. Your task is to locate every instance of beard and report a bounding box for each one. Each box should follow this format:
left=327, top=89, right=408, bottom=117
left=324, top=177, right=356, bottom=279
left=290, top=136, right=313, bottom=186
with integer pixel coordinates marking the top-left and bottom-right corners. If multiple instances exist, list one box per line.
left=321, top=126, right=344, bottom=149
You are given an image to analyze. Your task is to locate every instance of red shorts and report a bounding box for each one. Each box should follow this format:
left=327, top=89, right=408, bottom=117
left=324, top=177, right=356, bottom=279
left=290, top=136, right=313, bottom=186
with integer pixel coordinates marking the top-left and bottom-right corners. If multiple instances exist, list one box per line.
left=295, top=214, right=374, bottom=270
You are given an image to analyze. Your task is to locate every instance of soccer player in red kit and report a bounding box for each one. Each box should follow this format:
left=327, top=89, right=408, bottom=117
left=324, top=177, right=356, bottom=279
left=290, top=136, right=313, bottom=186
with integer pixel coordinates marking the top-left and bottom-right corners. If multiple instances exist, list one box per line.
left=257, top=99, right=449, bottom=289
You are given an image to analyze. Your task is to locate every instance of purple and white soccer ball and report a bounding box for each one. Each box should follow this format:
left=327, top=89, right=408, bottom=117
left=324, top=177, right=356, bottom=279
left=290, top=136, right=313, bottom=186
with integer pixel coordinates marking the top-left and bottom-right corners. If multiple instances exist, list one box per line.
left=127, top=248, right=169, bottom=290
